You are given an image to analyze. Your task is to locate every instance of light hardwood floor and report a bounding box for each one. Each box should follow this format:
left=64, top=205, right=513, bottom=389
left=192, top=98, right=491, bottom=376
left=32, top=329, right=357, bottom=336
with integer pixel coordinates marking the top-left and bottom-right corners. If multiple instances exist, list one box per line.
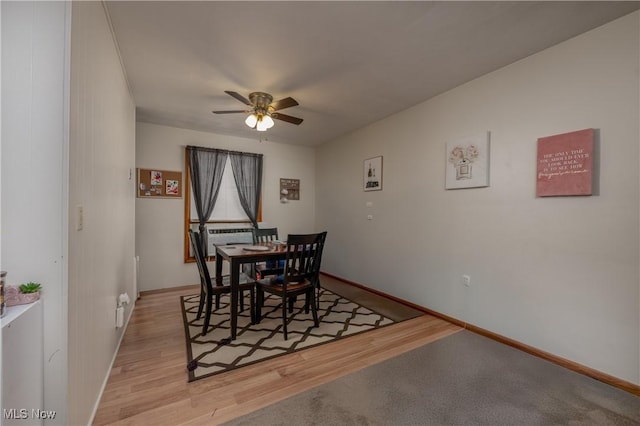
left=92, top=276, right=462, bottom=425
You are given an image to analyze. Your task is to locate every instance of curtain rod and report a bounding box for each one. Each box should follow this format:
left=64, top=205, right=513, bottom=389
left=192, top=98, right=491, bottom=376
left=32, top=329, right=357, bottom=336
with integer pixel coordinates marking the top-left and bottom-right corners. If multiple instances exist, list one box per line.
left=186, top=145, right=263, bottom=158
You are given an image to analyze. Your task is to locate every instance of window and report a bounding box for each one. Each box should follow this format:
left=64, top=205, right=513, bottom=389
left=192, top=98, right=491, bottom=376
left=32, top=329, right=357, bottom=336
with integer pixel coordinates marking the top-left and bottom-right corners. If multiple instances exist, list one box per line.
left=184, top=146, right=263, bottom=262
left=189, top=157, right=249, bottom=222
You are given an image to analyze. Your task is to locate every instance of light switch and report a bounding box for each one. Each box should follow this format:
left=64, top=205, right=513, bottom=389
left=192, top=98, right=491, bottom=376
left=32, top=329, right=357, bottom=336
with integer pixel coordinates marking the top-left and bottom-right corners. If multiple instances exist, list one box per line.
left=77, top=205, right=83, bottom=231
left=366, top=201, right=373, bottom=207
left=367, top=214, right=373, bottom=220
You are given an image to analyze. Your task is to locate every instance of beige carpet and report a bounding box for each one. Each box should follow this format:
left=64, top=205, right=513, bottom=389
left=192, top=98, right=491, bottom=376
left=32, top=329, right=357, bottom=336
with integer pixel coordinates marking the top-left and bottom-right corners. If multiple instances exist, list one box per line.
left=181, top=288, right=395, bottom=381
left=224, top=330, right=640, bottom=425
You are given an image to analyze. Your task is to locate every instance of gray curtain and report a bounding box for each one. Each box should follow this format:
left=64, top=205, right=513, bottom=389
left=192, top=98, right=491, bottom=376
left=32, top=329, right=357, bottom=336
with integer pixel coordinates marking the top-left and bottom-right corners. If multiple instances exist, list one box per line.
left=229, top=151, right=263, bottom=229
left=187, top=146, right=228, bottom=256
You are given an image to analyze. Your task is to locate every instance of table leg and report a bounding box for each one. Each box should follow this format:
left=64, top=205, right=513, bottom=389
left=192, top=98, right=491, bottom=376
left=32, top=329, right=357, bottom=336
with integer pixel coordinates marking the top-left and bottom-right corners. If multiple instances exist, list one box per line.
left=215, top=253, right=223, bottom=284
left=230, top=259, right=239, bottom=340
left=215, top=251, right=223, bottom=309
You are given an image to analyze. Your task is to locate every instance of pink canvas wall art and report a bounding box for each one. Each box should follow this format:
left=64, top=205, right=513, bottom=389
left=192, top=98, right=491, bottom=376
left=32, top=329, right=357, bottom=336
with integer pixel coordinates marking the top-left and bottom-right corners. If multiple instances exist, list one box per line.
left=536, top=128, right=593, bottom=197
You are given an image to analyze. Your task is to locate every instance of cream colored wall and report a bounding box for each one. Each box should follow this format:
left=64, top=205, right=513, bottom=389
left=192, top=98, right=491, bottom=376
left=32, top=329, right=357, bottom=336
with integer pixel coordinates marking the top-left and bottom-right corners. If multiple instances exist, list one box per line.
left=68, top=2, right=136, bottom=425
left=1, top=1, right=70, bottom=423
left=135, top=123, right=316, bottom=291
left=316, top=12, right=640, bottom=384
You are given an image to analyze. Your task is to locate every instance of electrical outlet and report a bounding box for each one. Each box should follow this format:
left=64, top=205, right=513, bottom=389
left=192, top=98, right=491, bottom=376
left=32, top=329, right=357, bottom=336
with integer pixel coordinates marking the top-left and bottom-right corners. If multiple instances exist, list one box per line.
left=462, top=275, right=471, bottom=287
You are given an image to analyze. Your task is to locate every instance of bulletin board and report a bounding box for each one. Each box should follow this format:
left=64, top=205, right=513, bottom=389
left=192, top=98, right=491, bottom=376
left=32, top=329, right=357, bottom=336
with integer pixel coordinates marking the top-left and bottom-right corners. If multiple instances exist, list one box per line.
left=137, top=168, right=183, bottom=198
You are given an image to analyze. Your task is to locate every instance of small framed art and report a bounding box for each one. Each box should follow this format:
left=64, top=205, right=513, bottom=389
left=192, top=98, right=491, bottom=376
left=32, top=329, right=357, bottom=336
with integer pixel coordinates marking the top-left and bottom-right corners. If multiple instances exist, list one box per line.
left=364, top=156, right=383, bottom=191
left=445, top=132, right=490, bottom=189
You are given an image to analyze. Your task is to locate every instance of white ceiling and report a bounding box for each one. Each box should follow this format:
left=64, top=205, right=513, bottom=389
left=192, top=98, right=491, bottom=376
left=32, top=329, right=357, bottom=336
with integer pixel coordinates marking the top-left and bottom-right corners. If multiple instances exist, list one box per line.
left=104, top=1, right=639, bottom=147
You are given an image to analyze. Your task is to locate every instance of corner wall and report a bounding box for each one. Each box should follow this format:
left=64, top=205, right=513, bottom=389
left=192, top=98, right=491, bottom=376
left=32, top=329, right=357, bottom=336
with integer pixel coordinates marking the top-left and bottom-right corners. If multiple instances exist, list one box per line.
left=135, top=123, right=316, bottom=291
left=68, top=3, right=136, bottom=424
left=316, top=12, right=640, bottom=384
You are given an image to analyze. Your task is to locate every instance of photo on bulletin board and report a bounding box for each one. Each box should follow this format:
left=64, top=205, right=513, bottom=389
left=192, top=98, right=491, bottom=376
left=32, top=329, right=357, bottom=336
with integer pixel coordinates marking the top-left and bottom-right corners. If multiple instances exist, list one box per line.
left=137, top=168, right=182, bottom=198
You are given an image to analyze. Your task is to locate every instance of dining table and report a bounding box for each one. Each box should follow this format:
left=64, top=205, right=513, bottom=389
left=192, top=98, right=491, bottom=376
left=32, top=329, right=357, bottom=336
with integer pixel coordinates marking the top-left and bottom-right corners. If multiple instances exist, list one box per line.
left=215, top=241, right=287, bottom=340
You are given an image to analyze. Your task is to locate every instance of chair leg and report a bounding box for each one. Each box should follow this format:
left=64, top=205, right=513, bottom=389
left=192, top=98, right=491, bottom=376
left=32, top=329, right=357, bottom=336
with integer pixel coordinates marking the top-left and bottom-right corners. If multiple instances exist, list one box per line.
left=304, top=293, right=310, bottom=314
left=288, top=297, right=295, bottom=313
left=249, top=286, right=255, bottom=324
left=310, top=289, right=319, bottom=327
left=202, top=291, right=213, bottom=336
left=282, top=295, right=288, bottom=340
left=196, top=285, right=205, bottom=320
left=255, top=286, right=263, bottom=324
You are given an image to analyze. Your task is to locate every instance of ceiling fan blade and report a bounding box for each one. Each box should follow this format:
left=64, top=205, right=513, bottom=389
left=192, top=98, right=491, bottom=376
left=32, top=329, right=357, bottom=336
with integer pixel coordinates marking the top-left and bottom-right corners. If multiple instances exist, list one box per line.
left=270, top=97, right=299, bottom=111
left=272, top=112, right=304, bottom=125
left=225, top=91, right=251, bottom=106
left=212, top=110, right=247, bottom=114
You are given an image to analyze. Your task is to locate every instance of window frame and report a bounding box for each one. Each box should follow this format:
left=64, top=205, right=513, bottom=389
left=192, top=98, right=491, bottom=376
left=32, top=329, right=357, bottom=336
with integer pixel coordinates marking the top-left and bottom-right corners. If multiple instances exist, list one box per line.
left=183, top=149, right=262, bottom=263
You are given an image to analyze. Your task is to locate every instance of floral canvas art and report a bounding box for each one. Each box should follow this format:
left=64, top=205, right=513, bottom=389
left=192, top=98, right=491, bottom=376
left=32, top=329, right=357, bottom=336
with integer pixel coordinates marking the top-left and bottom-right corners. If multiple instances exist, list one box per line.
left=445, top=132, right=490, bottom=189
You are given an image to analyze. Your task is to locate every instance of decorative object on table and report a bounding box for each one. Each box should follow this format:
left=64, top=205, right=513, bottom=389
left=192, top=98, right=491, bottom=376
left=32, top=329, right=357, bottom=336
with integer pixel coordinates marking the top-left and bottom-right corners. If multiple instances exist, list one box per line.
left=137, top=168, right=182, bottom=198
left=279, top=178, right=300, bottom=201
left=242, top=245, right=271, bottom=252
left=446, top=132, right=490, bottom=189
left=0, top=271, right=6, bottom=317
left=536, top=128, right=594, bottom=197
left=6, top=282, right=41, bottom=307
left=364, top=156, right=383, bottom=191
left=181, top=288, right=395, bottom=382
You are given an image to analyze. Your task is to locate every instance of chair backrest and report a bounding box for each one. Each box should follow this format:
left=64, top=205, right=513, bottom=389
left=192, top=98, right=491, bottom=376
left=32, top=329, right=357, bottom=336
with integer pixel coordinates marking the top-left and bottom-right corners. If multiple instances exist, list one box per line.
left=253, top=227, right=279, bottom=244
left=188, top=230, right=213, bottom=292
left=282, top=233, right=325, bottom=286
left=310, top=231, right=327, bottom=283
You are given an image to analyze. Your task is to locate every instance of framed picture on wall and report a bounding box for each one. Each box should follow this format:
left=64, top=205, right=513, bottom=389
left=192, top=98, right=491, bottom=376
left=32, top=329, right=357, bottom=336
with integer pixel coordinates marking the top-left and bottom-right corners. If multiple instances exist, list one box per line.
left=364, top=156, right=383, bottom=191
left=536, top=128, right=593, bottom=197
left=445, top=132, right=490, bottom=189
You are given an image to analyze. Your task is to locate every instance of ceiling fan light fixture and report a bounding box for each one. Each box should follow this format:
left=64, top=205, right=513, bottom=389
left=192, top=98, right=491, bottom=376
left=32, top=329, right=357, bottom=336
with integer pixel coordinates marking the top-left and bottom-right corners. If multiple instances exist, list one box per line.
left=256, top=117, right=269, bottom=131
left=245, top=113, right=258, bottom=128
left=262, top=115, right=275, bottom=129
left=215, top=90, right=302, bottom=130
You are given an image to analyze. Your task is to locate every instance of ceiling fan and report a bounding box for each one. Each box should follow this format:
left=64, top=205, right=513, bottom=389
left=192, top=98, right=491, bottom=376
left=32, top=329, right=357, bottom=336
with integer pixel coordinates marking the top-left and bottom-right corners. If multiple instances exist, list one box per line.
left=212, top=91, right=304, bottom=131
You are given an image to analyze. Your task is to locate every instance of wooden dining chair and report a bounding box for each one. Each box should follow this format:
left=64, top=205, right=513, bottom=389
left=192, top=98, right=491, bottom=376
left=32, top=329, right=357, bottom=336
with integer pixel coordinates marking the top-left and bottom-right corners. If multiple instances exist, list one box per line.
left=188, top=230, right=255, bottom=335
left=255, top=233, right=324, bottom=340
left=252, top=227, right=285, bottom=279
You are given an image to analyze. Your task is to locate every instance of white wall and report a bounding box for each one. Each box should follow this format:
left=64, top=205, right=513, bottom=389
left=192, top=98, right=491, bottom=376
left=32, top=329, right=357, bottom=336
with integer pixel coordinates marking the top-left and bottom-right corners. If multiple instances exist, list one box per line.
left=68, top=2, right=136, bottom=425
left=1, top=1, right=71, bottom=423
left=316, top=12, right=640, bottom=384
left=135, top=122, right=316, bottom=291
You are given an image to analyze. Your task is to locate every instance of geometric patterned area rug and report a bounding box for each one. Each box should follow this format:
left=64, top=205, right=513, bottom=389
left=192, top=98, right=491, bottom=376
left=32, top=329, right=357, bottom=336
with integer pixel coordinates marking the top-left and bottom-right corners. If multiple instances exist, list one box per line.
left=181, top=288, right=395, bottom=382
